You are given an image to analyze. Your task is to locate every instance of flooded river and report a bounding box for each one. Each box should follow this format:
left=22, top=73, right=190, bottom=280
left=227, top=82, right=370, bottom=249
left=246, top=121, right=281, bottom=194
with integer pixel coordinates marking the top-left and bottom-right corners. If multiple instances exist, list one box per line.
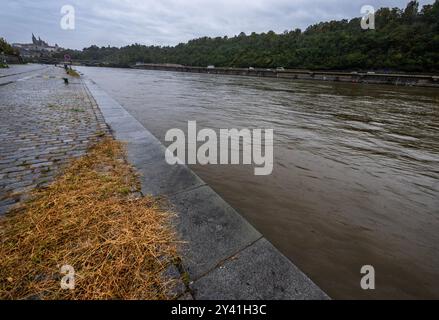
left=78, top=66, right=439, bottom=299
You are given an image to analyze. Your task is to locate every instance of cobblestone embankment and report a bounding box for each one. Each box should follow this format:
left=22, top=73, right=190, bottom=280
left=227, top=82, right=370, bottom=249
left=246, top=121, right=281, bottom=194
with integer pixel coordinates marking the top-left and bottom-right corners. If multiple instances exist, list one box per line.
left=0, top=66, right=108, bottom=214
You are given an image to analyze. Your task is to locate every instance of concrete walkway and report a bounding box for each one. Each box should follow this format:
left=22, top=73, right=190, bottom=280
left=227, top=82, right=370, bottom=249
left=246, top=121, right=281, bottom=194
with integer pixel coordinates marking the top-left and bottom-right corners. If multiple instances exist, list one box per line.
left=84, top=77, right=329, bottom=300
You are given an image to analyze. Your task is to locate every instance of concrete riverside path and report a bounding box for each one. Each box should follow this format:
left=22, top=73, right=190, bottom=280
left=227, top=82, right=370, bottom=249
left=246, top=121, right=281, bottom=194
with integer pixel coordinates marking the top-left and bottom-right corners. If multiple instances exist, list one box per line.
left=83, top=76, right=330, bottom=300
left=0, top=65, right=108, bottom=214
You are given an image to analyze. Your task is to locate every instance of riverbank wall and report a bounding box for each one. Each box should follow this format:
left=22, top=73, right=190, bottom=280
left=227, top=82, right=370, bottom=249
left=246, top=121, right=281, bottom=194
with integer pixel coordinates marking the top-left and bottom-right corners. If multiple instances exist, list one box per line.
left=83, top=76, right=330, bottom=300
left=132, top=64, right=439, bottom=88
left=0, top=54, right=22, bottom=65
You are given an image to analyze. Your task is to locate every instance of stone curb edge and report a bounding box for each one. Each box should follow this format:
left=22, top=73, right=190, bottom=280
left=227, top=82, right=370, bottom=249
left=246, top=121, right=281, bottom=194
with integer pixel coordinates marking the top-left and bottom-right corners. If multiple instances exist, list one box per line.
left=82, top=77, right=330, bottom=300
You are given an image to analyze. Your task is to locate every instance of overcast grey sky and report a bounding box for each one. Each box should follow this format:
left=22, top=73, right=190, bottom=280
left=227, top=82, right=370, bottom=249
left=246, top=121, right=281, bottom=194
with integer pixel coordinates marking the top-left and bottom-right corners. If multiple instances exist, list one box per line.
left=0, top=0, right=434, bottom=49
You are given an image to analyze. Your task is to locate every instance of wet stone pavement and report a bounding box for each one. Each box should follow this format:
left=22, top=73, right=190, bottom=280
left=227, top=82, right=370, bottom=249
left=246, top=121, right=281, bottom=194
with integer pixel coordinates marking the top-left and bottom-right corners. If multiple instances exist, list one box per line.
left=0, top=66, right=108, bottom=214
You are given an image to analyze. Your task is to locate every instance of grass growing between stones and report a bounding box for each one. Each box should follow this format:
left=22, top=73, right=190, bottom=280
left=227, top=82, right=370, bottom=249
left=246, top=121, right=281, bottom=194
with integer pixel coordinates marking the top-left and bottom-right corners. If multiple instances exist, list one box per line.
left=0, top=138, right=180, bottom=300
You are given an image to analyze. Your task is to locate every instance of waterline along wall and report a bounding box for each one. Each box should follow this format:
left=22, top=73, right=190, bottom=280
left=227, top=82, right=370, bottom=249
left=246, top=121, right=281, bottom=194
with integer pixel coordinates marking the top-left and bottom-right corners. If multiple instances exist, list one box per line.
left=131, top=64, right=439, bottom=88
left=83, top=77, right=330, bottom=300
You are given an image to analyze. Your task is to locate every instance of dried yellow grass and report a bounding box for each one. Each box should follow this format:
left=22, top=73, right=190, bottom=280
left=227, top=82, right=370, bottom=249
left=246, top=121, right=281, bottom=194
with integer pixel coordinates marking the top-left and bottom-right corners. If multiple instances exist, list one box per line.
left=66, top=68, right=80, bottom=77
left=0, top=138, right=180, bottom=300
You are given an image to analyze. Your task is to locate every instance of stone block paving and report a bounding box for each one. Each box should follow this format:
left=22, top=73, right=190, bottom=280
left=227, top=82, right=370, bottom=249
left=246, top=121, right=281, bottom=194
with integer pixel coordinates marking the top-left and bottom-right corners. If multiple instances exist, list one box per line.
left=0, top=66, right=108, bottom=214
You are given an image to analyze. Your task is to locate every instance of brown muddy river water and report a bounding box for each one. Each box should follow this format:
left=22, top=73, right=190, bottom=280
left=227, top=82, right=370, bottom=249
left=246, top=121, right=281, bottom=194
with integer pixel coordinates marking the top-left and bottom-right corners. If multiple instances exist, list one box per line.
left=78, top=66, right=439, bottom=299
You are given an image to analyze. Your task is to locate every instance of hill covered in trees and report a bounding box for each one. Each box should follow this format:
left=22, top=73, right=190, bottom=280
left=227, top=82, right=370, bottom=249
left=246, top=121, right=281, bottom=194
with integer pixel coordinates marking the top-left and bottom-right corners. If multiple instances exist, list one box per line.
left=0, top=38, right=20, bottom=57
left=56, top=0, right=439, bottom=72
left=0, top=38, right=21, bottom=67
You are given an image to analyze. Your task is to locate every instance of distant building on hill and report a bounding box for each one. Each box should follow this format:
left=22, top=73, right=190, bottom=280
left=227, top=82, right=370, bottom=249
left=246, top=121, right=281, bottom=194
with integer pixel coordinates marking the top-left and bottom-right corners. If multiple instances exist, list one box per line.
left=12, top=34, right=62, bottom=58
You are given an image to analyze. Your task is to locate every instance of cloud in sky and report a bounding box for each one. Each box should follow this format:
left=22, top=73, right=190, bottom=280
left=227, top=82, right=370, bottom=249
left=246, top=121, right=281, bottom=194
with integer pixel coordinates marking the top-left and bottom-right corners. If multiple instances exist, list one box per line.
left=0, top=0, right=435, bottom=49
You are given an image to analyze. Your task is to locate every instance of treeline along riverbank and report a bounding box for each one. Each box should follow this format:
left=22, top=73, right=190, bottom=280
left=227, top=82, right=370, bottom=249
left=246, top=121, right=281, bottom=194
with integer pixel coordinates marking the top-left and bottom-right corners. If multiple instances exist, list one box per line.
left=53, top=1, right=439, bottom=73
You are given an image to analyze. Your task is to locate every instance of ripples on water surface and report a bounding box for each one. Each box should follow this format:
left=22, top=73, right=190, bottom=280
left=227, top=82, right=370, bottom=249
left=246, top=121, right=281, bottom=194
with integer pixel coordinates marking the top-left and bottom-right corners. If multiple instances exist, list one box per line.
left=79, top=67, right=439, bottom=299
